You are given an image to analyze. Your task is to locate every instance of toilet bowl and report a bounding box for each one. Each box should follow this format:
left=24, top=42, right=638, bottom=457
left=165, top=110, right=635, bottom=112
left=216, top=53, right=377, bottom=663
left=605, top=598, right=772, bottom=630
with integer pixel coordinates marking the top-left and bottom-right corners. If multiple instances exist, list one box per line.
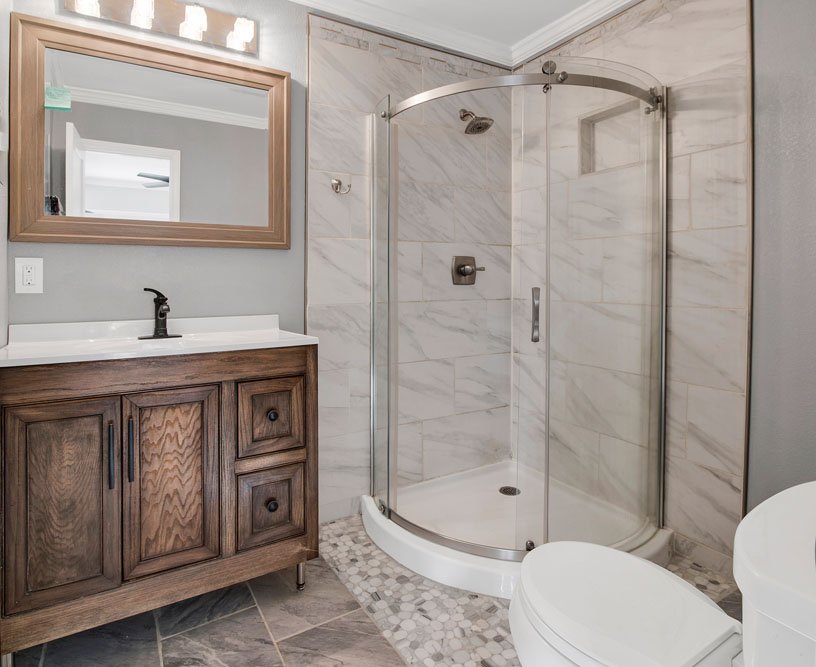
left=509, top=541, right=743, bottom=666
left=509, top=481, right=816, bottom=667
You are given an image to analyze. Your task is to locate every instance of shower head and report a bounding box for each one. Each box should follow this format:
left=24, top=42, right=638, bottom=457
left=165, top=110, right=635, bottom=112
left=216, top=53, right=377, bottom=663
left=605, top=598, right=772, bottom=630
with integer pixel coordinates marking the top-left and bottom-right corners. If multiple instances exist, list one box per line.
left=459, top=108, right=494, bottom=135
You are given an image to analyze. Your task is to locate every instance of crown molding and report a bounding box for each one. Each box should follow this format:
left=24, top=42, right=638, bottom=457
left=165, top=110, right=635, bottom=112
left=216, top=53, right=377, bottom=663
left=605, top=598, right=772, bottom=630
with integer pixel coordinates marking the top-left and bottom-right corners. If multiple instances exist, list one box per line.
left=510, top=0, right=642, bottom=66
left=292, top=0, right=513, bottom=67
left=294, top=0, right=643, bottom=69
left=67, top=86, right=268, bottom=130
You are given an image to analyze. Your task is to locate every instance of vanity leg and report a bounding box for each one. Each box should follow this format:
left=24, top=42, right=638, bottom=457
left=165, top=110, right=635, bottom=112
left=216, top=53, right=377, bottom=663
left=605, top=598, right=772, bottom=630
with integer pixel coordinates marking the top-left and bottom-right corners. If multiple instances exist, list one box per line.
left=1, top=652, right=14, bottom=667
left=296, top=562, right=306, bottom=591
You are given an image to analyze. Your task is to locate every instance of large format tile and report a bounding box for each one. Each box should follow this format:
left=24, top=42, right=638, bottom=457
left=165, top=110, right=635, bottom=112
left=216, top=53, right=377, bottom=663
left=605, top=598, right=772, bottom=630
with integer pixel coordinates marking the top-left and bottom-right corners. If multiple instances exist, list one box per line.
left=307, top=304, right=370, bottom=371
left=454, top=188, right=512, bottom=245
left=422, top=407, right=510, bottom=478
left=277, top=609, right=405, bottom=667
left=309, top=104, right=370, bottom=176
left=397, top=359, right=456, bottom=423
left=454, top=353, right=511, bottom=412
left=686, top=385, right=746, bottom=476
left=308, top=238, right=370, bottom=305
left=155, top=585, right=255, bottom=638
left=318, top=431, right=369, bottom=523
left=397, top=123, right=486, bottom=189
left=397, top=180, right=455, bottom=242
left=669, top=59, right=749, bottom=156
left=568, top=165, right=649, bottom=238
left=599, top=435, right=647, bottom=515
left=308, top=169, right=369, bottom=239
left=665, top=456, right=743, bottom=555
left=689, top=143, right=748, bottom=229
left=310, top=39, right=421, bottom=113
left=421, top=242, right=511, bottom=302
left=250, top=558, right=361, bottom=641
left=14, top=646, right=44, bottom=667
left=668, top=307, right=747, bottom=391
left=44, top=613, right=159, bottom=667
left=161, top=608, right=281, bottom=667
left=669, top=226, right=748, bottom=308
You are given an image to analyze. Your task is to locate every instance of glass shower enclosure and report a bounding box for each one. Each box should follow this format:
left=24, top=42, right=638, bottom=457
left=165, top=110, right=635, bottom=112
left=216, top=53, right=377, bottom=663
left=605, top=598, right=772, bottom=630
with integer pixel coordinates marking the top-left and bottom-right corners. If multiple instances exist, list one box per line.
left=371, top=57, right=666, bottom=563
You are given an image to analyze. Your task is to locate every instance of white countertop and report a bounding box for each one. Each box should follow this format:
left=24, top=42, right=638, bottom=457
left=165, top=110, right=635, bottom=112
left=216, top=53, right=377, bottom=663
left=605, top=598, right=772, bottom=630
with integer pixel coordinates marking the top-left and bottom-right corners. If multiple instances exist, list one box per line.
left=0, top=315, right=318, bottom=367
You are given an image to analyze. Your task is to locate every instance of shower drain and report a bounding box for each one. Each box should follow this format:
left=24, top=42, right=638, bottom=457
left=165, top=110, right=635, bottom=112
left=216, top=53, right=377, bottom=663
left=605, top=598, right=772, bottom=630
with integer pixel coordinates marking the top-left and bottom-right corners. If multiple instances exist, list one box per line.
left=499, top=486, right=521, bottom=496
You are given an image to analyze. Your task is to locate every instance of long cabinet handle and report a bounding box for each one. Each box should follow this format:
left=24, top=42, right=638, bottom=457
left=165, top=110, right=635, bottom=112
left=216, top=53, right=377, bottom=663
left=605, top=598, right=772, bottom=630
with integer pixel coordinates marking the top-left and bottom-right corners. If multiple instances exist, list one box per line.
left=127, top=416, right=135, bottom=483
left=531, top=287, right=541, bottom=343
left=107, top=421, right=115, bottom=490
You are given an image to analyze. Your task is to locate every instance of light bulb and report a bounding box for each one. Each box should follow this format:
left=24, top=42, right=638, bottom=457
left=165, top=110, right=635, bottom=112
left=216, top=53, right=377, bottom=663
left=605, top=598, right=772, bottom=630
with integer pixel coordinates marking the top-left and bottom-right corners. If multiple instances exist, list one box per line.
left=74, top=0, right=100, bottom=17
left=233, top=17, right=255, bottom=43
left=179, top=4, right=207, bottom=41
left=130, top=0, right=154, bottom=29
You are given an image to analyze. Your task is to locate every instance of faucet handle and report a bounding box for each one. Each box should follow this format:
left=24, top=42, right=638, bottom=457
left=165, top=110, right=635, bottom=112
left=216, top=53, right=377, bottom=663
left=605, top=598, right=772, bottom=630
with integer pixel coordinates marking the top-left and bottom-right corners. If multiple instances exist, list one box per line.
left=144, top=287, right=168, bottom=302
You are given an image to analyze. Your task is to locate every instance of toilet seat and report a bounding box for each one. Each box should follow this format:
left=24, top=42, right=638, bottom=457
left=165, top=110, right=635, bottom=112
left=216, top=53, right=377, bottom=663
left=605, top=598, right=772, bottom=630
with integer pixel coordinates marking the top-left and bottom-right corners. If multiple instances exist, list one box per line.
left=511, top=542, right=742, bottom=667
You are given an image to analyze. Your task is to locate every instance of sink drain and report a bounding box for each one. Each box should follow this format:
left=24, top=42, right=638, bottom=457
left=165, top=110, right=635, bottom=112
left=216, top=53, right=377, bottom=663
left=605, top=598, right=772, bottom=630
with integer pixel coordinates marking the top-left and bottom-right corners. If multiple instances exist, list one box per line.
left=499, top=486, right=521, bottom=496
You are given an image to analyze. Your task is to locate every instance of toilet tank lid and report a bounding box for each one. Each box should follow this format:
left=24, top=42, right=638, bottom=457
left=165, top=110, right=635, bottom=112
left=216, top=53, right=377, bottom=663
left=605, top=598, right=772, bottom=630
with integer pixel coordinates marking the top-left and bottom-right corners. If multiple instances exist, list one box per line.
left=519, top=542, right=741, bottom=667
left=734, top=481, right=816, bottom=639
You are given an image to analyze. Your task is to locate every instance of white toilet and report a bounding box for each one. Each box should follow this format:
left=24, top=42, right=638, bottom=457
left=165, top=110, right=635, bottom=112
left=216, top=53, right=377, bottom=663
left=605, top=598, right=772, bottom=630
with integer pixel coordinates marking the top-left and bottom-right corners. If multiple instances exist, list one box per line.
left=509, top=481, right=816, bottom=666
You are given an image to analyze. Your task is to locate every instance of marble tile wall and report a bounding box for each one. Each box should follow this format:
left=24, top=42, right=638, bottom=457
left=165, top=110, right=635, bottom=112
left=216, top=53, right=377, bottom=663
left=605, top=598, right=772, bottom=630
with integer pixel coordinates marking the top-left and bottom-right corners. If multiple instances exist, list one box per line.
left=523, top=0, right=751, bottom=568
left=307, top=16, right=510, bottom=521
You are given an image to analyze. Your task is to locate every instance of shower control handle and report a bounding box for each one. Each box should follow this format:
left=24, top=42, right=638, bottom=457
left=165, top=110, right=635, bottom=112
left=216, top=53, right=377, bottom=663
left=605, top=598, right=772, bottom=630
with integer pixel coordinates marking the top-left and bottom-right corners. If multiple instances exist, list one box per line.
left=457, top=264, right=485, bottom=276
left=531, top=287, right=541, bottom=343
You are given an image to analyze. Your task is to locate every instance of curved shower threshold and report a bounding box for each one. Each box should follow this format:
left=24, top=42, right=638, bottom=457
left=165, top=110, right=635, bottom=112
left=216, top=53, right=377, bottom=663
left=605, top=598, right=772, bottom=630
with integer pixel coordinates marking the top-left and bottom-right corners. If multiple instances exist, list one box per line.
left=363, top=495, right=673, bottom=599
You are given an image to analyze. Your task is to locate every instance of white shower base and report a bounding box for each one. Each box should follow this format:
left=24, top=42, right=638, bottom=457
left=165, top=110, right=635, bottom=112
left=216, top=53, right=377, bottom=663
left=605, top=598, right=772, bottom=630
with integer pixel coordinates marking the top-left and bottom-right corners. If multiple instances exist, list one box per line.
left=362, top=461, right=672, bottom=599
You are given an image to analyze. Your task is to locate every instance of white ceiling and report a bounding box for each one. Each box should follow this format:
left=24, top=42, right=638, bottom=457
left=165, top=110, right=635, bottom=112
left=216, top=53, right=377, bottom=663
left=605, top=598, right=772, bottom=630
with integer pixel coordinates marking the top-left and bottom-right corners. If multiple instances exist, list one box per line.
left=289, top=0, right=641, bottom=67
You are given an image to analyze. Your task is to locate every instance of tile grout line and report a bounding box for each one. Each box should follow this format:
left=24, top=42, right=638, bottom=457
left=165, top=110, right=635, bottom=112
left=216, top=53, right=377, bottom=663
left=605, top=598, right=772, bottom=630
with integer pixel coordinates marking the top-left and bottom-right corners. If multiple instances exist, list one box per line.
left=157, top=603, right=258, bottom=641
left=153, top=610, right=165, bottom=667
left=245, top=580, right=288, bottom=666
left=273, top=606, right=365, bottom=643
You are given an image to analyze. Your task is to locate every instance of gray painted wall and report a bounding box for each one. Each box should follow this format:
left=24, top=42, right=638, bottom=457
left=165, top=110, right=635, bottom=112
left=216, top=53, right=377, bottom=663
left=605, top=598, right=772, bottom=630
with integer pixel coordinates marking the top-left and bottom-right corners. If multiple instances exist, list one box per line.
left=748, top=0, right=816, bottom=508
left=7, top=0, right=308, bottom=332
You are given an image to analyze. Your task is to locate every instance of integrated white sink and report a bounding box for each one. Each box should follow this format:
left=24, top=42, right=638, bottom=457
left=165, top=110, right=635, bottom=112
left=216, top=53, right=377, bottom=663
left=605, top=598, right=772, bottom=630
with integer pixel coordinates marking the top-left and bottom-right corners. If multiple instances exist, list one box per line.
left=0, top=315, right=317, bottom=367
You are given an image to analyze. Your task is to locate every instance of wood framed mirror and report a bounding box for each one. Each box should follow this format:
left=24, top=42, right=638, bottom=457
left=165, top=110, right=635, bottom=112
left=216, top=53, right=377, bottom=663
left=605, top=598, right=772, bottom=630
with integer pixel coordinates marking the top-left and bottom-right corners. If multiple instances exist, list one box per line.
left=9, top=13, right=291, bottom=249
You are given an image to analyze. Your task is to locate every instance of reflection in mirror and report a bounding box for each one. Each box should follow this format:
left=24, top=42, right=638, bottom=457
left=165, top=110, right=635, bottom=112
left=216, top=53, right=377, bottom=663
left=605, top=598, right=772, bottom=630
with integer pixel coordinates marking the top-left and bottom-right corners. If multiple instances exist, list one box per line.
left=44, top=48, right=269, bottom=226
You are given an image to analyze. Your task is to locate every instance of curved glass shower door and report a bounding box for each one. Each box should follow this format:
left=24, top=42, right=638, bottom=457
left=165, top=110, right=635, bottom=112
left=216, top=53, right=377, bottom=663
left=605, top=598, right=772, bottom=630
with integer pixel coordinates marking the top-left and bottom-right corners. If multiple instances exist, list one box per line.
left=371, top=58, right=665, bottom=563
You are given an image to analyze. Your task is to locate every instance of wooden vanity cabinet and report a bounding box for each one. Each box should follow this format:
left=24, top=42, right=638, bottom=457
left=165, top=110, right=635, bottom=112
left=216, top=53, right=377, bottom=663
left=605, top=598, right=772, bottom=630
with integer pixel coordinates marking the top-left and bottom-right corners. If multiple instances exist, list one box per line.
left=0, top=345, right=318, bottom=655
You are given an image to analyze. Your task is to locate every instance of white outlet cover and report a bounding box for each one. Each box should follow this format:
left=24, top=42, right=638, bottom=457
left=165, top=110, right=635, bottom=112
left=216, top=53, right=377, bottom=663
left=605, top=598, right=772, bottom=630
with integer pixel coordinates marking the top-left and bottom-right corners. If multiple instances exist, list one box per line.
left=15, top=258, right=44, bottom=294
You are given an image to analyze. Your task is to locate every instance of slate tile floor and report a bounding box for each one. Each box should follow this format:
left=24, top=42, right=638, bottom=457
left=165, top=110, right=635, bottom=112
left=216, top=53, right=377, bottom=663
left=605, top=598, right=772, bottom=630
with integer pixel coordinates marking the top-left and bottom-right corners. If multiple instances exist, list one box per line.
left=13, top=519, right=742, bottom=666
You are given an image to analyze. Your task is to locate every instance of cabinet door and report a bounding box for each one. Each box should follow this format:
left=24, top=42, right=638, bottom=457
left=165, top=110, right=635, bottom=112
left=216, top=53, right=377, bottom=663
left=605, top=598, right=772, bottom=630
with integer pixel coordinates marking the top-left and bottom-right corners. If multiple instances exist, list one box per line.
left=4, top=397, right=121, bottom=614
left=123, top=385, right=219, bottom=579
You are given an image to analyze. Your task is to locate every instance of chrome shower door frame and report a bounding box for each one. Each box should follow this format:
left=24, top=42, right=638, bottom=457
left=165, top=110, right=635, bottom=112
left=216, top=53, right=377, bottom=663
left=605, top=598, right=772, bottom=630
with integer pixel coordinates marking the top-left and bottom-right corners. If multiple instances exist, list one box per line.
left=371, top=66, right=668, bottom=564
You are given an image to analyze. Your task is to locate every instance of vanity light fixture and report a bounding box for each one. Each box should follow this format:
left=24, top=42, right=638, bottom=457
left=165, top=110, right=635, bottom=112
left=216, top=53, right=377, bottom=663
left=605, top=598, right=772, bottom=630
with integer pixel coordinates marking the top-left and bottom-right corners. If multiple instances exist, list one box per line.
left=226, top=16, right=255, bottom=51
left=61, top=0, right=259, bottom=54
left=179, top=3, right=207, bottom=42
left=129, top=0, right=153, bottom=29
left=74, top=0, right=100, bottom=17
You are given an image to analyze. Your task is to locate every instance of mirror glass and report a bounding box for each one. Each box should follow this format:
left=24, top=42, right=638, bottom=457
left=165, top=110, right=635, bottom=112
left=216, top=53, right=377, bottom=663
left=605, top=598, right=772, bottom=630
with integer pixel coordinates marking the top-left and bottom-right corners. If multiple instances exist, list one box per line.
left=44, top=48, right=269, bottom=226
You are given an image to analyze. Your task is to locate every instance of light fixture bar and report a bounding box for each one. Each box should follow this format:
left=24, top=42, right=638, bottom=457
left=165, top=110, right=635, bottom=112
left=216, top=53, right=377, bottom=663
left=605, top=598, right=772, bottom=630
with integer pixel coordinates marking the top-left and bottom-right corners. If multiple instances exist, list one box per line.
left=62, top=0, right=259, bottom=55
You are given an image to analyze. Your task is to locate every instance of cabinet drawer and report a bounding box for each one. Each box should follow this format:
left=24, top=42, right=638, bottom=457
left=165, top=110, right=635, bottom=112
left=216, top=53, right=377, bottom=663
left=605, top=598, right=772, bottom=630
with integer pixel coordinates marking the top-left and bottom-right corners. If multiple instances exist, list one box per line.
left=237, top=376, right=305, bottom=458
left=236, top=463, right=305, bottom=551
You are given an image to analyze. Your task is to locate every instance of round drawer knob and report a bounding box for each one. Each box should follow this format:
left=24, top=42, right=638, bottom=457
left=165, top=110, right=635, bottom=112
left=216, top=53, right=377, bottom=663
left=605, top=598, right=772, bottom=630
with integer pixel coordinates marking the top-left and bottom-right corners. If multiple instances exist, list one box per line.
left=267, top=409, right=279, bottom=422
left=266, top=499, right=279, bottom=513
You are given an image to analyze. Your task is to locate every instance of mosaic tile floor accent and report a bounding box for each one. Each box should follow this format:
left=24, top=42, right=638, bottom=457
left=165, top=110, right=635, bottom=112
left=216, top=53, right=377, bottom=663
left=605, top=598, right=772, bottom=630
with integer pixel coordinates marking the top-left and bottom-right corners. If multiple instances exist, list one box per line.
left=320, top=515, right=743, bottom=666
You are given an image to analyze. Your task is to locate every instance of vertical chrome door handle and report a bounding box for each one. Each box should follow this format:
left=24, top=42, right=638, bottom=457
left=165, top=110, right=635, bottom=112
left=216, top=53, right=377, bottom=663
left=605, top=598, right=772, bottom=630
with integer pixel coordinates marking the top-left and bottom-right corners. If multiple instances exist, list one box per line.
left=531, top=287, right=541, bottom=343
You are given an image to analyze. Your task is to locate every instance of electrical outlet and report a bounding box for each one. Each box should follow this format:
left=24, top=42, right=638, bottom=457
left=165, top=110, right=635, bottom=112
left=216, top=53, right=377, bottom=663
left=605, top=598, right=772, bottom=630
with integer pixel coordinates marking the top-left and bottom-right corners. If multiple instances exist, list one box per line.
left=15, top=258, right=43, bottom=294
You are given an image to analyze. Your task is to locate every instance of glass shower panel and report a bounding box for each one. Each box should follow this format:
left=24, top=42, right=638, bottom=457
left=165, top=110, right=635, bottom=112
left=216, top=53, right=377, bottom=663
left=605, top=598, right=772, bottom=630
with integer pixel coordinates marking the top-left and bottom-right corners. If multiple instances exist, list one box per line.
left=512, top=84, right=550, bottom=552
left=388, top=86, right=519, bottom=555
left=545, top=64, right=663, bottom=548
left=371, top=95, right=392, bottom=512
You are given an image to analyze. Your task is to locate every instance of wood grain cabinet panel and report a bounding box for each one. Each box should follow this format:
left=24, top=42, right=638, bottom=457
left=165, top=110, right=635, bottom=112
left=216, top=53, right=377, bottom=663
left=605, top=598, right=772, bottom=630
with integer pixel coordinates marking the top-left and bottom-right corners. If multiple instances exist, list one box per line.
left=122, top=385, right=220, bottom=579
left=237, top=376, right=305, bottom=458
left=4, top=397, right=121, bottom=614
left=237, top=463, right=305, bottom=551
